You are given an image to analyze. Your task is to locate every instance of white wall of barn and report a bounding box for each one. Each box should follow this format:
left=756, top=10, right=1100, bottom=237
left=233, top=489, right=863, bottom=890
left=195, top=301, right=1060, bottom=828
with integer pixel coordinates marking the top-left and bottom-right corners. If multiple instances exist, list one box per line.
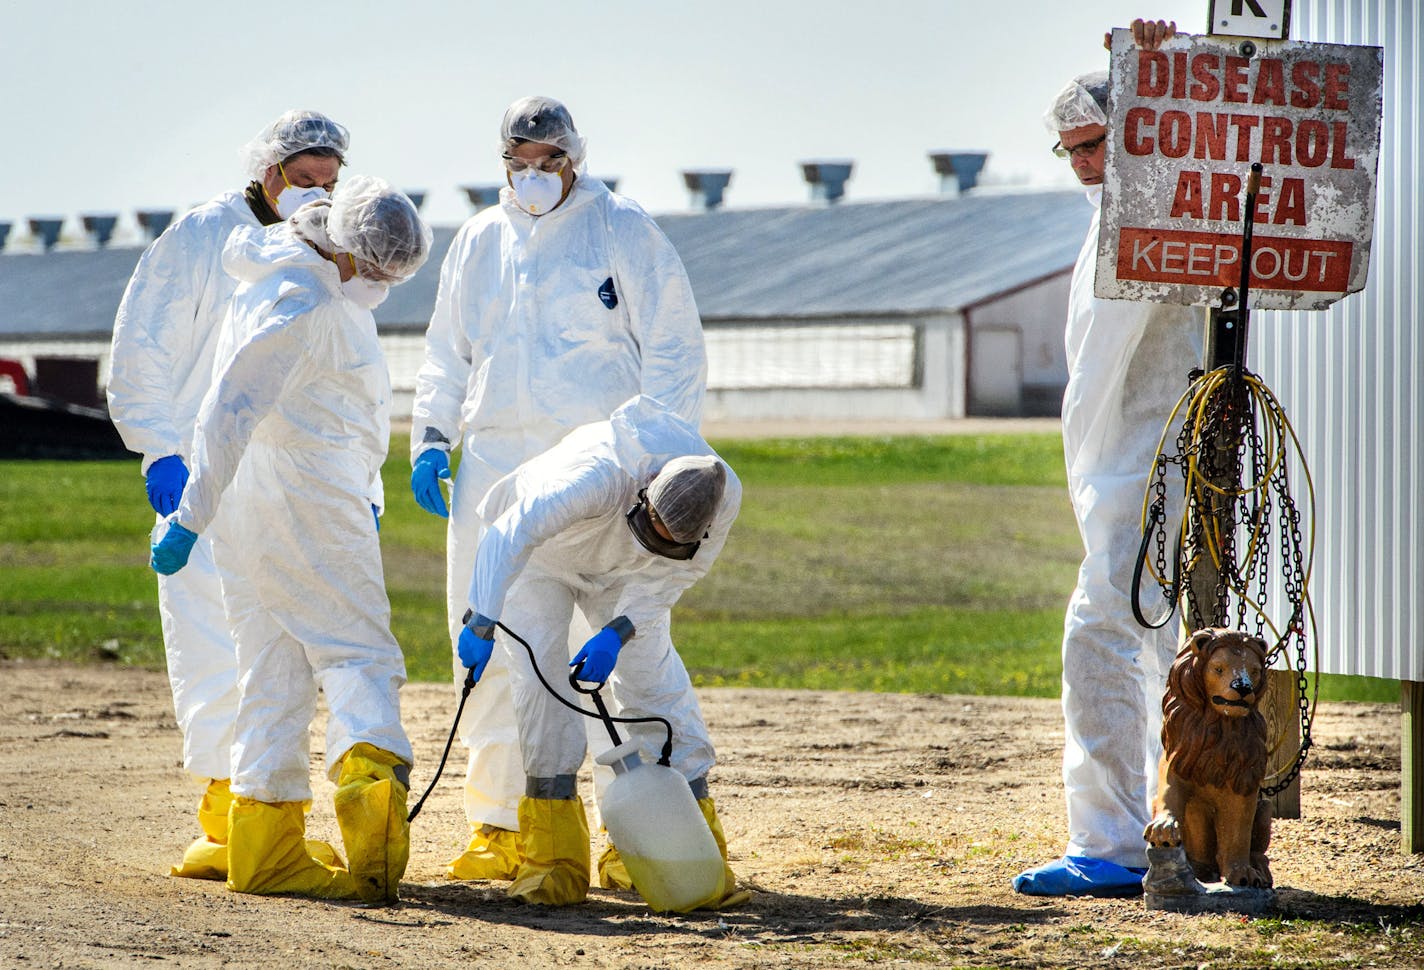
left=699, top=312, right=967, bottom=422
left=4, top=282, right=1083, bottom=425
left=965, top=271, right=1072, bottom=417
left=2, top=315, right=974, bottom=425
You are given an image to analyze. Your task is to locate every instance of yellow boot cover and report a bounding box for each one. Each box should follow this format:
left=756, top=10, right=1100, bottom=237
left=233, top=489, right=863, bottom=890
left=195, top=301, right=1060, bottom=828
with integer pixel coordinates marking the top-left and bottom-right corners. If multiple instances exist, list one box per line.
left=172, top=779, right=343, bottom=880
left=508, top=796, right=591, bottom=906
left=334, top=743, right=411, bottom=905
left=597, top=839, right=634, bottom=891
left=694, top=797, right=753, bottom=910
left=226, top=797, right=358, bottom=899
left=447, top=823, right=524, bottom=881
left=171, top=778, right=232, bottom=880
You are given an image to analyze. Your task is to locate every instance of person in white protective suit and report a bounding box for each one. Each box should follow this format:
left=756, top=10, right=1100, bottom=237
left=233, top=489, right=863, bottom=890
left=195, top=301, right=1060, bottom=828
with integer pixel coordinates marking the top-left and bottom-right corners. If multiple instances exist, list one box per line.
left=1014, top=19, right=1205, bottom=897
left=408, top=96, right=707, bottom=883
left=454, top=395, right=749, bottom=908
left=148, top=176, right=432, bottom=904
left=106, top=109, right=349, bottom=880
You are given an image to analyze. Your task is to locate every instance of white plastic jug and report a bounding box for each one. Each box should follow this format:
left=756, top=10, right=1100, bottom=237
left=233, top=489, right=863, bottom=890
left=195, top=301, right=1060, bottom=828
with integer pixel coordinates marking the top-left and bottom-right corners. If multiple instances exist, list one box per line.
left=594, top=740, right=725, bottom=912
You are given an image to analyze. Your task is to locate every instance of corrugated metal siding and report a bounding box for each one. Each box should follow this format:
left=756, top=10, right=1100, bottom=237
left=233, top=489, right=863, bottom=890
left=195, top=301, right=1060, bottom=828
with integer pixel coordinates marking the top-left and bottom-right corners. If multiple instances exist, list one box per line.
left=1252, top=0, right=1421, bottom=679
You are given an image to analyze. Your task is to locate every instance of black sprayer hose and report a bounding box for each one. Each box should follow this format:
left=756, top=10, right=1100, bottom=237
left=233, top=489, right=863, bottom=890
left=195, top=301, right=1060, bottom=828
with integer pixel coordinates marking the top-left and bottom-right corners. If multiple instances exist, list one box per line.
left=407, top=668, right=476, bottom=823
left=407, top=619, right=676, bottom=823
left=496, top=619, right=675, bottom=767
left=1131, top=504, right=1183, bottom=631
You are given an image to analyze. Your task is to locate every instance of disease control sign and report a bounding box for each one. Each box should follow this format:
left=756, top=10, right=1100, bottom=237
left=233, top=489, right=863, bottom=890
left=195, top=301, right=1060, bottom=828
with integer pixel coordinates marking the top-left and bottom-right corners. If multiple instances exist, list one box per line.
left=1096, top=28, right=1382, bottom=310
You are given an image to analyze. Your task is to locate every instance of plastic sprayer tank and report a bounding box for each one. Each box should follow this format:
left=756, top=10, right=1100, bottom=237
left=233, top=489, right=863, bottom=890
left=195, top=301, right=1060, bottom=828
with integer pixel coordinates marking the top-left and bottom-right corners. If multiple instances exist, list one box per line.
left=595, top=740, right=724, bottom=912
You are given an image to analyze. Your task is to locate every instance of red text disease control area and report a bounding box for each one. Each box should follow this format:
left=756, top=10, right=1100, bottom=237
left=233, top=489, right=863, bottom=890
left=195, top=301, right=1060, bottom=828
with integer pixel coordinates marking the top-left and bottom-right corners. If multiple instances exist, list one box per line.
left=1114, top=48, right=1361, bottom=293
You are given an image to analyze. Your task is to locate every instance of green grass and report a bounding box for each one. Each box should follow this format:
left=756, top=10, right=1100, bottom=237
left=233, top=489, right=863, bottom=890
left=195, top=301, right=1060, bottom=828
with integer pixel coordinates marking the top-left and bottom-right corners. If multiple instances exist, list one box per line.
left=0, top=434, right=1401, bottom=704
left=673, top=607, right=1066, bottom=695
left=712, top=433, right=1069, bottom=487
left=0, top=461, right=164, bottom=665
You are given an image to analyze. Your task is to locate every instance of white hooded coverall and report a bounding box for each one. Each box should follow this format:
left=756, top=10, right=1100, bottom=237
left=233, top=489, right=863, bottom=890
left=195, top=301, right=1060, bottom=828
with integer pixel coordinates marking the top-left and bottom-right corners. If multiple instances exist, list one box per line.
left=411, top=177, right=707, bottom=830
left=470, top=395, right=738, bottom=782
left=107, top=190, right=262, bottom=780
left=175, top=223, right=411, bottom=803
left=1059, top=190, right=1203, bottom=867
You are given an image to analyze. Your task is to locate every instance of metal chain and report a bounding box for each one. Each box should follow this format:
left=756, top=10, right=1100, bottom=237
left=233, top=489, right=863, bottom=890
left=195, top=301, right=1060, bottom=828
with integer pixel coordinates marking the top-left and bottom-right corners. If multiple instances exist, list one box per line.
left=1137, top=367, right=1315, bottom=795
left=1261, top=390, right=1314, bottom=796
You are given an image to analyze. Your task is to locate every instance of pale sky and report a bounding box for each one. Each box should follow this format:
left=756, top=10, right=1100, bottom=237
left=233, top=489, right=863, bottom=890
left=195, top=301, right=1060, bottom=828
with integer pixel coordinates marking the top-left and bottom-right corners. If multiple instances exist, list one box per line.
left=2, top=0, right=1209, bottom=242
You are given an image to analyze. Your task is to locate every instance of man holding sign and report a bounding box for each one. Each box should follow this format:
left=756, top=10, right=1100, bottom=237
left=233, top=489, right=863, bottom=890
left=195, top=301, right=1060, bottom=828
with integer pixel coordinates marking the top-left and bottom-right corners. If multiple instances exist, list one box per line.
left=1014, top=19, right=1205, bottom=898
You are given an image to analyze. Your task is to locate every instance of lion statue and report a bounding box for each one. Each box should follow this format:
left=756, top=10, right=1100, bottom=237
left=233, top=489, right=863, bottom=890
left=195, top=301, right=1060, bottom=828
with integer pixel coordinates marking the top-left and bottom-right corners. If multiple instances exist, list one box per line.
left=1144, top=628, right=1273, bottom=888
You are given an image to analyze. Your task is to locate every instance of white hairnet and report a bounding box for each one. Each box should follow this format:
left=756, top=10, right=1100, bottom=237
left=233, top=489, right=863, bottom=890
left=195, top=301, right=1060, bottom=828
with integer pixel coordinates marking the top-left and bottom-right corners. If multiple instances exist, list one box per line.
left=500, top=96, right=587, bottom=167
left=647, top=455, right=726, bottom=543
left=239, top=109, right=350, bottom=181
left=326, top=175, right=433, bottom=284
left=1044, top=71, right=1110, bottom=133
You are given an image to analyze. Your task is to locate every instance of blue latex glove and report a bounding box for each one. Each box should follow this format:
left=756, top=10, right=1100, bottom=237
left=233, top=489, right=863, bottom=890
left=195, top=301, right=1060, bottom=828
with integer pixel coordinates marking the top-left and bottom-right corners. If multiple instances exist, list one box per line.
left=150, top=521, right=199, bottom=575
left=373, top=504, right=381, bottom=533
left=458, top=612, right=496, bottom=684
left=410, top=449, right=451, bottom=518
left=145, top=455, right=188, bottom=516
left=570, top=626, right=626, bottom=684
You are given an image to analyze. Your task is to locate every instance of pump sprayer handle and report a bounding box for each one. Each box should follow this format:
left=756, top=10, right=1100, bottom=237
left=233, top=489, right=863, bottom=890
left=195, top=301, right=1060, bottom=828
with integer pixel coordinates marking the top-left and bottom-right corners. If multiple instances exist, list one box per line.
left=568, top=660, right=601, bottom=689
left=570, top=668, right=624, bottom=747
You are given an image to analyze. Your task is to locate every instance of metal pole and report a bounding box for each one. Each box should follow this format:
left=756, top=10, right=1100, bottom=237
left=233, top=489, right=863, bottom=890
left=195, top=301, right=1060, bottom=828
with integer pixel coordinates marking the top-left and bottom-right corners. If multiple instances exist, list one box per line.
left=1184, top=164, right=1262, bottom=630
left=1184, top=162, right=1302, bottom=818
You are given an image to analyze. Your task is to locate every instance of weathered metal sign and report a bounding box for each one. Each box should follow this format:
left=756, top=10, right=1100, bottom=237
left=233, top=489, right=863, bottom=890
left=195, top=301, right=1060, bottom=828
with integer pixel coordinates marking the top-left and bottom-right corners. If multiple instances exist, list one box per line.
left=1095, top=28, right=1382, bottom=310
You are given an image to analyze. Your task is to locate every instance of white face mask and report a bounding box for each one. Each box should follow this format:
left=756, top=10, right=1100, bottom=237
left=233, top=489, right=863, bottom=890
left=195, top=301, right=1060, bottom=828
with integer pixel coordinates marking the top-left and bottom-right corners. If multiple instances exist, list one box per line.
left=510, top=168, right=565, bottom=215
left=341, top=275, right=390, bottom=309
left=275, top=184, right=328, bottom=219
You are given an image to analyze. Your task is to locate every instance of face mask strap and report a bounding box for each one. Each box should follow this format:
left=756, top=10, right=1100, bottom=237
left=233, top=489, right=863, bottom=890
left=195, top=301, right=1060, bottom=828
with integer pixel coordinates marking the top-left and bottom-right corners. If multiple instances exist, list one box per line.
left=262, top=163, right=287, bottom=210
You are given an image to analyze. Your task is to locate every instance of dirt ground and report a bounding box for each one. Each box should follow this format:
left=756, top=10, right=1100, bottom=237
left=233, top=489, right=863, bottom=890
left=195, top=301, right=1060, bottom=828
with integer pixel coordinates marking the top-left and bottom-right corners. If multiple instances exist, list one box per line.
left=1, top=660, right=1420, bottom=969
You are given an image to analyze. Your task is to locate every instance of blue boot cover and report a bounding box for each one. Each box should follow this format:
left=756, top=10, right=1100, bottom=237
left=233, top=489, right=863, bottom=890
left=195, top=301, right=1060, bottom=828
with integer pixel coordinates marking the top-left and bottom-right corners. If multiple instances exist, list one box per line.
left=1012, top=855, right=1147, bottom=897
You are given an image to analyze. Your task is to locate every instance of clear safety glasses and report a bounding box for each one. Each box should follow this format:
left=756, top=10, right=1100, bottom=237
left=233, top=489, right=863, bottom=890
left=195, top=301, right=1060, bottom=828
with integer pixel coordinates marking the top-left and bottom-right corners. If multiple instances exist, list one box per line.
left=1052, top=133, right=1107, bottom=159
left=502, top=152, right=570, bottom=174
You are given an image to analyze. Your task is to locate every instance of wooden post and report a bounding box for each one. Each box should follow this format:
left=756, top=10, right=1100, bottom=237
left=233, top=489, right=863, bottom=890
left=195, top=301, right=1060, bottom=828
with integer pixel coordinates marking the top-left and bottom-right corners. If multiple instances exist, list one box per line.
left=1265, top=668, right=1301, bottom=820
left=1404, top=680, right=1424, bottom=853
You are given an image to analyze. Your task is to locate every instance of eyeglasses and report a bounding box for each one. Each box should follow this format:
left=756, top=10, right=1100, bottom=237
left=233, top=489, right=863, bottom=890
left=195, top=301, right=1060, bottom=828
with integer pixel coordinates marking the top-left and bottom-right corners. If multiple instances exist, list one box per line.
left=502, top=152, right=569, bottom=174
left=1052, top=133, right=1107, bottom=159
left=1052, top=134, right=1107, bottom=159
